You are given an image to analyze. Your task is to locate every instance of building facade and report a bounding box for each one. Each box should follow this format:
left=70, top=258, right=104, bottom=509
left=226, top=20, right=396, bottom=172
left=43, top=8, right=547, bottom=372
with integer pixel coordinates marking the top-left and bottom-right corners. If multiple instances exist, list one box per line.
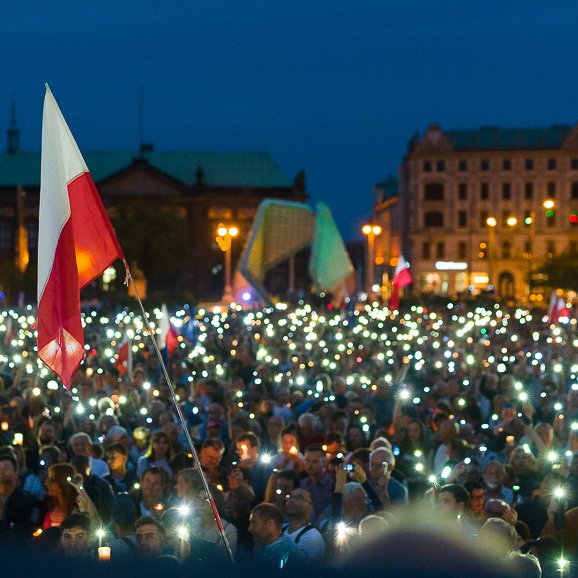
left=0, top=113, right=307, bottom=301
left=377, top=123, right=578, bottom=302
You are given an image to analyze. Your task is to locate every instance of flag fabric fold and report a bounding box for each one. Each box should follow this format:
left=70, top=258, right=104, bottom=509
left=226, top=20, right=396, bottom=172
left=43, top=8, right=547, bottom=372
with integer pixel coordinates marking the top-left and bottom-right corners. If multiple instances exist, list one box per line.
left=389, top=255, right=412, bottom=311
left=38, top=85, right=124, bottom=387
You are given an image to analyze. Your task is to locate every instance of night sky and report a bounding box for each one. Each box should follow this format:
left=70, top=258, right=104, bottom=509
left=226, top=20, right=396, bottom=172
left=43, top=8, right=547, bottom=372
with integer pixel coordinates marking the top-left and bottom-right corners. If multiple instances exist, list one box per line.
left=2, top=1, right=578, bottom=240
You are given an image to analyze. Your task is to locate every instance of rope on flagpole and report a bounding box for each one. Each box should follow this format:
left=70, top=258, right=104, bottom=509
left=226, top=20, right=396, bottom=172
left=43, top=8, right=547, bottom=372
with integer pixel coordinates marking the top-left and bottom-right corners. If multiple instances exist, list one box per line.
left=123, top=260, right=235, bottom=564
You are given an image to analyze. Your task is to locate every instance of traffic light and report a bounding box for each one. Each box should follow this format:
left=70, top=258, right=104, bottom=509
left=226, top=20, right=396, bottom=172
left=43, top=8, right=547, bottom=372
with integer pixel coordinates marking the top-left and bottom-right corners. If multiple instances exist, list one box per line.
left=478, top=242, right=487, bottom=260
left=570, top=212, right=578, bottom=225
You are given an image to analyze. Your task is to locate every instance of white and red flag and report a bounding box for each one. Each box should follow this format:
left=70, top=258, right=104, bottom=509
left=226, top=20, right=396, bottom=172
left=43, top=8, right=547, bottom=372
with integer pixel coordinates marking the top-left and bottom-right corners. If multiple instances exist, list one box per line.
left=389, top=255, right=412, bottom=311
left=38, top=85, right=124, bottom=387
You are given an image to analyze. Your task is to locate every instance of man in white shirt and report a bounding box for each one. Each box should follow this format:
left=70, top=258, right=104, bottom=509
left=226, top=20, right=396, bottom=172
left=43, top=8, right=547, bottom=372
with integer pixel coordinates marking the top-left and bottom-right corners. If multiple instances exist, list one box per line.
left=283, top=488, right=325, bottom=562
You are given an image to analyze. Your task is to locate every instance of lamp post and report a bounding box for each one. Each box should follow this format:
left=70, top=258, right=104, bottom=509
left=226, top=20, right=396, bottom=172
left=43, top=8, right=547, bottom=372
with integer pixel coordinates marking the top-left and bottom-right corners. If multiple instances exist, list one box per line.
left=486, top=217, right=497, bottom=291
left=362, top=223, right=382, bottom=293
left=216, top=224, right=239, bottom=303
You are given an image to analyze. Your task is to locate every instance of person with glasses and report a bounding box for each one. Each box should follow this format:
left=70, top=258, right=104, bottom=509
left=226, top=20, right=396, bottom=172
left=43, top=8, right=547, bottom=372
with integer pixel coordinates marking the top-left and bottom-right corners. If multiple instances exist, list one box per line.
left=283, top=489, right=325, bottom=561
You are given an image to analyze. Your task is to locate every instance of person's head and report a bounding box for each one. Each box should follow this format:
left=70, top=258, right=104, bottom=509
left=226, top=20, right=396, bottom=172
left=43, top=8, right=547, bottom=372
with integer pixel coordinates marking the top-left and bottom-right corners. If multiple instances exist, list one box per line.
left=200, top=439, right=225, bottom=470
left=509, top=446, right=537, bottom=477
left=304, top=444, right=326, bottom=478
left=133, top=427, right=150, bottom=451
left=144, top=431, right=173, bottom=461
left=236, top=432, right=260, bottom=463
left=484, top=499, right=516, bottom=524
left=45, top=463, right=77, bottom=514
left=535, top=422, right=554, bottom=448
left=406, top=419, right=425, bottom=445
left=369, top=447, right=394, bottom=479
left=0, top=451, right=18, bottom=487
left=37, top=420, right=57, bottom=445
left=267, top=416, right=285, bottom=439
left=248, top=503, right=284, bottom=547
left=105, top=442, right=128, bottom=472
left=438, top=484, right=469, bottom=516
left=112, top=493, right=137, bottom=531
left=174, top=468, right=197, bottom=500
left=483, top=461, right=505, bottom=490
left=280, top=428, right=299, bottom=455
left=284, top=488, right=313, bottom=520
left=346, top=425, right=366, bottom=451
left=60, top=513, right=91, bottom=556
left=358, top=514, right=389, bottom=539
left=465, top=481, right=485, bottom=516
left=135, top=516, right=166, bottom=558
left=508, top=552, right=541, bottom=578
left=343, top=482, right=369, bottom=523
left=298, top=413, right=317, bottom=436
left=141, top=466, right=167, bottom=502
left=439, top=419, right=459, bottom=445
left=70, top=432, right=92, bottom=457
left=106, top=425, right=132, bottom=451
left=275, top=470, right=300, bottom=501
left=479, top=517, right=520, bottom=554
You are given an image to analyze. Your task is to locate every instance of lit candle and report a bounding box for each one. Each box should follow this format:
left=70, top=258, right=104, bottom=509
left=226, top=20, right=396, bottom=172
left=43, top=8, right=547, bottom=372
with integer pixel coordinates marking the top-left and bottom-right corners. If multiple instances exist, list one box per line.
left=98, top=546, right=111, bottom=561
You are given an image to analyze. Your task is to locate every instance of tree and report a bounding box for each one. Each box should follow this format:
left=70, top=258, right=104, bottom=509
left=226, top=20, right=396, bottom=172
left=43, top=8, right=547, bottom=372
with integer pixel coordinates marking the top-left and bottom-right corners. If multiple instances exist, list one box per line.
left=535, top=249, right=578, bottom=291
left=112, top=203, right=192, bottom=293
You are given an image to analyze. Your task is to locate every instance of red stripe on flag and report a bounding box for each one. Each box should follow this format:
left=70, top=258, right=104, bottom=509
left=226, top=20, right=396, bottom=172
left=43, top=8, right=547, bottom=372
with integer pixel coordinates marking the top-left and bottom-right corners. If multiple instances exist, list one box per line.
left=38, top=219, right=84, bottom=386
left=68, top=172, right=124, bottom=290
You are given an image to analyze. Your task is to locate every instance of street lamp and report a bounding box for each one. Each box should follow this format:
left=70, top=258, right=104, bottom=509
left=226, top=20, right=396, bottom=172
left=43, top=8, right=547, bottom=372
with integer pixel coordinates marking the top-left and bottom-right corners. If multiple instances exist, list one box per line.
left=362, top=223, right=382, bottom=293
left=486, top=217, right=497, bottom=290
left=216, top=224, right=239, bottom=303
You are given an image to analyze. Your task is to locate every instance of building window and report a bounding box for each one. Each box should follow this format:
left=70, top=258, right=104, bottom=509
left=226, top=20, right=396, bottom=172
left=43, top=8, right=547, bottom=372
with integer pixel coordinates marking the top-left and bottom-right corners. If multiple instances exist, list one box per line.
left=570, top=241, right=578, bottom=252
left=572, top=182, right=578, bottom=199
left=501, top=241, right=512, bottom=259
left=422, top=242, right=431, bottom=259
left=548, top=159, right=557, bottom=170
left=26, top=221, right=38, bottom=250
left=458, top=183, right=467, bottom=200
left=481, top=159, right=489, bottom=171
left=524, top=240, right=532, bottom=254
left=436, top=242, right=445, bottom=259
left=458, top=160, right=468, bottom=172
left=502, top=183, right=511, bottom=200
left=480, top=210, right=488, bottom=228
left=458, top=211, right=467, bottom=228
left=525, top=158, right=534, bottom=170
left=502, top=159, right=511, bottom=170
left=424, top=211, right=444, bottom=227
left=208, top=207, right=233, bottom=220
left=458, top=241, right=467, bottom=259
left=436, top=160, right=445, bottom=172
left=423, top=160, right=432, bottom=172
left=0, top=221, right=11, bottom=249
left=572, top=159, right=578, bottom=170
left=546, top=240, right=556, bottom=258
left=424, top=182, right=444, bottom=201
left=546, top=212, right=556, bottom=227
left=480, top=183, right=489, bottom=200
left=525, top=183, right=533, bottom=200
left=547, top=181, right=556, bottom=198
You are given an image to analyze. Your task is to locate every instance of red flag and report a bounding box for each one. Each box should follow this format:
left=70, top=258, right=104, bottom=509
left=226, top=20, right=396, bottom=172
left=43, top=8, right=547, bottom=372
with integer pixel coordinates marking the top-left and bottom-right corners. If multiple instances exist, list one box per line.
left=389, top=255, right=412, bottom=310
left=115, top=335, right=132, bottom=376
left=37, top=85, right=124, bottom=387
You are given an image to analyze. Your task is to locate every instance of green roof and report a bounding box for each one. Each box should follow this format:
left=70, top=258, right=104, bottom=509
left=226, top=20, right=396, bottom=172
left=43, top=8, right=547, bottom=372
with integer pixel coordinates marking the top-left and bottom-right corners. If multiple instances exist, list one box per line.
left=0, top=150, right=295, bottom=188
left=444, top=125, right=573, bottom=151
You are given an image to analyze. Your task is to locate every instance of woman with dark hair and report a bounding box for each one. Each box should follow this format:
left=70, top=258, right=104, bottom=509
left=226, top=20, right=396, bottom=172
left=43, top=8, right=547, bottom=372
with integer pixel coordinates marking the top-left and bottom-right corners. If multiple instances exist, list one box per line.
left=42, top=463, right=78, bottom=528
left=270, top=425, right=304, bottom=472
left=396, top=418, right=430, bottom=478
left=136, top=430, right=175, bottom=479
left=345, top=424, right=368, bottom=454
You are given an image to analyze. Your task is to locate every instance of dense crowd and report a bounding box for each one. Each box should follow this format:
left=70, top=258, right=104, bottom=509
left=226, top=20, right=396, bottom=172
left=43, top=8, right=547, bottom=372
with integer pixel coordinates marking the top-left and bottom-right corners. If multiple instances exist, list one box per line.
left=1, top=299, right=578, bottom=576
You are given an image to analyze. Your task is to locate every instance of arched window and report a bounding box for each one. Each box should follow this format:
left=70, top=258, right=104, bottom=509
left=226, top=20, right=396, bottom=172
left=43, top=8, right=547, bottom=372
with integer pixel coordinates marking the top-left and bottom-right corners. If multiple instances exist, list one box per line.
left=424, top=211, right=444, bottom=228
left=424, top=182, right=444, bottom=201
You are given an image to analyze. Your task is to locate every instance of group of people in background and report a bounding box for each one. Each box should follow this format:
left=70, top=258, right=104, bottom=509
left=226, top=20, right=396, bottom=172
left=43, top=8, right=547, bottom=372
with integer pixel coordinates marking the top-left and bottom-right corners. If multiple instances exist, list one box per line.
left=0, top=299, right=577, bottom=576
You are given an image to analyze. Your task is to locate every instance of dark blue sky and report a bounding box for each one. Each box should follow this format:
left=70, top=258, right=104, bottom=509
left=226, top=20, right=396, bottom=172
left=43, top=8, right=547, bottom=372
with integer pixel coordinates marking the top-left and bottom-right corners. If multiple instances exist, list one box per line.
left=2, top=2, right=578, bottom=240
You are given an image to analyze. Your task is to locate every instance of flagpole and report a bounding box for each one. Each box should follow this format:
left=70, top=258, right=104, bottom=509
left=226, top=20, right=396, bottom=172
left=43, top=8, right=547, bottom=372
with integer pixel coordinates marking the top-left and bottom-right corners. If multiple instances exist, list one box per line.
left=123, top=260, right=235, bottom=564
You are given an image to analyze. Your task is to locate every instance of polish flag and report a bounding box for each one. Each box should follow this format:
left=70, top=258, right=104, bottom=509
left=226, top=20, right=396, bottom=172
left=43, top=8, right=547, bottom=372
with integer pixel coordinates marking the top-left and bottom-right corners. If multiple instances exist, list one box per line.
left=115, top=335, right=133, bottom=376
left=390, top=255, right=412, bottom=311
left=38, top=85, right=124, bottom=387
left=158, top=304, right=179, bottom=356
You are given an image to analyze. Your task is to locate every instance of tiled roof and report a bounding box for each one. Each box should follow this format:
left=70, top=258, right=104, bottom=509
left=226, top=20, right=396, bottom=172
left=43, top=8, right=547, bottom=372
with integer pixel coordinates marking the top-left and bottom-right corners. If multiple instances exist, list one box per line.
left=0, top=150, right=295, bottom=188
left=444, top=125, right=573, bottom=151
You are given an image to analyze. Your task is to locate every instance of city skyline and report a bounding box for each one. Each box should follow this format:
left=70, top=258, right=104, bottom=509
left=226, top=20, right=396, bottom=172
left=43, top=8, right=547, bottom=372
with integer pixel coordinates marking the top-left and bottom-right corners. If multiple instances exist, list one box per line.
left=2, top=2, right=578, bottom=240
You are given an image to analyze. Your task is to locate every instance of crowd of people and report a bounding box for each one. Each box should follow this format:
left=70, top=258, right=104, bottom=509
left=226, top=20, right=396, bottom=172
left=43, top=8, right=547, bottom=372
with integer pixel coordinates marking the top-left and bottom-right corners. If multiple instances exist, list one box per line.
left=0, top=299, right=577, bottom=576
